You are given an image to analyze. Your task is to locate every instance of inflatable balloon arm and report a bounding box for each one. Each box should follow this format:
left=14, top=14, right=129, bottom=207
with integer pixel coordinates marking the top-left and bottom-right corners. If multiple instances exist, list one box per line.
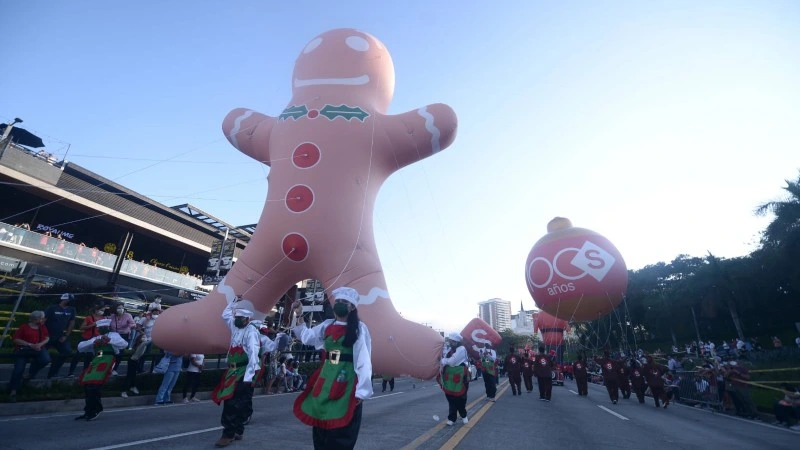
left=222, top=107, right=276, bottom=166
left=384, top=103, right=457, bottom=170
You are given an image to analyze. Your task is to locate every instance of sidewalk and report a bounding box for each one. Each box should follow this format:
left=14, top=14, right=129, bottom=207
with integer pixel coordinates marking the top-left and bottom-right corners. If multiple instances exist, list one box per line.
left=0, top=388, right=216, bottom=417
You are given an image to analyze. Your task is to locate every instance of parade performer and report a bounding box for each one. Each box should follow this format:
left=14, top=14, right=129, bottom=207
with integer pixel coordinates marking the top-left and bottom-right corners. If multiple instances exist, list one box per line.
left=617, top=357, right=631, bottom=400
left=381, top=375, right=395, bottom=393
left=573, top=353, right=589, bottom=396
left=440, top=332, right=470, bottom=425
left=504, top=346, right=523, bottom=396
left=533, top=345, right=554, bottom=401
left=75, top=319, right=127, bottom=421
left=594, top=350, right=619, bottom=404
left=643, top=355, right=670, bottom=409
left=629, top=358, right=647, bottom=404
left=212, top=301, right=261, bottom=447
left=245, top=318, right=277, bottom=424
left=292, top=287, right=373, bottom=450
left=522, top=352, right=534, bottom=394
left=480, top=344, right=498, bottom=401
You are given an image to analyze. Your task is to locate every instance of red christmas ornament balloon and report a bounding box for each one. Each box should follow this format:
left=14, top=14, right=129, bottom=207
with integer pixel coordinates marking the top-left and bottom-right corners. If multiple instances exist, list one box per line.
left=534, top=310, right=568, bottom=346
left=525, top=217, right=628, bottom=322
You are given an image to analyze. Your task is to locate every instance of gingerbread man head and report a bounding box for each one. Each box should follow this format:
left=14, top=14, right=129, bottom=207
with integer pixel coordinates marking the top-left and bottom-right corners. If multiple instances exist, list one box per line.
left=292, top=28, right=395, bottom=113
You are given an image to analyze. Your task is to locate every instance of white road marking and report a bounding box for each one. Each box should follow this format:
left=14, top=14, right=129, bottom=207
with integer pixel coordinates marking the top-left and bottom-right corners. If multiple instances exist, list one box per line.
left=568, top=390, right=578, bottom=395
left=369, top=391, right=403, bottom=400
left=598, top=405, right=629, bottom=420
left=88, top=426, right=223, bottom=450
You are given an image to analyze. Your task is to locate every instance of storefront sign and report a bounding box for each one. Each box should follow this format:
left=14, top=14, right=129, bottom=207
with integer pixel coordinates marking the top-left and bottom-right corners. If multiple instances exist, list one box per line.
left=34, top=223, right=75, bottom=239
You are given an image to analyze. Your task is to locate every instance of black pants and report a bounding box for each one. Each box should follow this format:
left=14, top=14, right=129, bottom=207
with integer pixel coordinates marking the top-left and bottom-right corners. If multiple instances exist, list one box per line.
left=445, top=389, right=469, bottom=422
left=619, top=380, right=631, bottom=399
left=123, top=357, right=138, bottom=391
left=483, top=373, right=496, bottom=399
left=312, top=402, right=363, bottom=450
left=183, top=372, right=200, bottom=398
left=221, top=382, right=254, bottom=438
left=508, top=373, right=522, bottom=395
left=47, top=340, right=80, bottom=378
left=650, top=385, right=668, bottom=407
left=632, top=383, right=646, bottom=403
left=605, top=379, right=619, bottom=401
left=523, top=374, right=534, bottom=392
left=84, top=385, right=103, bottom=415
left=576, top=376, right=588, bottom=396
left=381, top=378, right=394, bottom=392
left=537, top=376, right=552, bottom=400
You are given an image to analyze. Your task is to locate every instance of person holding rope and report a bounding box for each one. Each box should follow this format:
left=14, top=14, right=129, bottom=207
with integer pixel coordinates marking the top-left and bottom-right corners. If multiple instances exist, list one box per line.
left=505, top=346, right=523, bottom=396
left=595, top=350, right=619, bottom=404
left=643, top=355, right=670, bottom=409
left=291, top=287, right=373, bottom=450
left=440, top=332, right=470, bottom=425
left=629, top=357, right=647, bottom=404
left=480, top=343, right=498, bottom=401
left=211, top=300, right=261, bottom=447
left=617, top=355, right=631, bottom=400
left=572, top=352, right=589, bottom=396
left=534, top=345, right=554, bottom=402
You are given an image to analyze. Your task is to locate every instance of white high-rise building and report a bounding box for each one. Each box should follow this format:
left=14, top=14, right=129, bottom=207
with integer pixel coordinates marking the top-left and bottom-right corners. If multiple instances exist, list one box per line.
left=478, top=298, right=512, bottom=332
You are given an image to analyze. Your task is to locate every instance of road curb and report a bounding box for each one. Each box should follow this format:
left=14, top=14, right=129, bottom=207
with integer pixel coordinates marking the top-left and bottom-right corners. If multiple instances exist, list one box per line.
left=0, top=391, right=214, bottom=417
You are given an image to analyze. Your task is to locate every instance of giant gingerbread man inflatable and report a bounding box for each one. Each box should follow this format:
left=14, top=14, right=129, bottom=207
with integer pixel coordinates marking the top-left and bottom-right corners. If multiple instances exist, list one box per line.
left=152, top=28, right=457, bottom=379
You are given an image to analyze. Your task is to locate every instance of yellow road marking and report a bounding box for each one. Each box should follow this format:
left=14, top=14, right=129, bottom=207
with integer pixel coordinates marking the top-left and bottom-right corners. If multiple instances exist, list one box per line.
left=401, top=380, right=508, bottom=450
left=439, top=384, right=510, bottom=450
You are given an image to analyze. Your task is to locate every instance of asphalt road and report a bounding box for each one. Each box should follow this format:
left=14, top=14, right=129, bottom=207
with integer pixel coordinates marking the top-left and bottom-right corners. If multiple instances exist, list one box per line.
left=0, top=377, right=797, bottom=449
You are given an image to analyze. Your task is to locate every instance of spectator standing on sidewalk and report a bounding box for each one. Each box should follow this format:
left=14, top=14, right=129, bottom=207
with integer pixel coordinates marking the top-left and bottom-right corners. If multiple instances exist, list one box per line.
left=45, top=293, right=78, bottom=379
left=8, top=311, right=50, bottom=402
left=75, top=319, right=127, bottom=421
left=155, top=352, right=183, bottom=405
left=182, top=353, right=205, bottom=402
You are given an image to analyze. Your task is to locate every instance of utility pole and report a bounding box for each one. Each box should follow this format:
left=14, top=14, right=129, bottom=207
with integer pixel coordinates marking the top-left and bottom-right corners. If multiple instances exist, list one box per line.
left=0, top=267, right=37, bottom=349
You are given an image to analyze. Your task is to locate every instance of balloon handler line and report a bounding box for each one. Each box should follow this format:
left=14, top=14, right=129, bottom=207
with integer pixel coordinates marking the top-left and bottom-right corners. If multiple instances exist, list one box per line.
left=240, top=250, right=294, bottom=298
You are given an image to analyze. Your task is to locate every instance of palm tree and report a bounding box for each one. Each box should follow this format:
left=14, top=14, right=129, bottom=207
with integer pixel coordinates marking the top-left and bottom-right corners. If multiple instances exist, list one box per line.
left=755, top=172, right=800, bottom=249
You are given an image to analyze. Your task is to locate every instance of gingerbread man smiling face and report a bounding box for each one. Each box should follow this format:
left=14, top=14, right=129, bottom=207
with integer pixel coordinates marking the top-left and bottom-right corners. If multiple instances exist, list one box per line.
left=152, top=28, right=457, bottom=379
left=292, top=29, right=395, bottom=113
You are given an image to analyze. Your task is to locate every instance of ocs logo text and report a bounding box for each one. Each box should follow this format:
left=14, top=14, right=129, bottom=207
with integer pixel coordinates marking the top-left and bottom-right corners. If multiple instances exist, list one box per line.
left=527, top=240, right=616, bottom=296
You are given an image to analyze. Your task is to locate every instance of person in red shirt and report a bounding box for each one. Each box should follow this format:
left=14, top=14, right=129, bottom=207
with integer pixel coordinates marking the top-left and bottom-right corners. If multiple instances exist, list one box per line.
left=522, top=353, right=534, bottom=394
left=594, top=350, right=619, bottom=404
left=533, top=345, right=554, bottom=401
left=504, top=346, right=523, bottom=396
left=643, top=355, right=669, bottom=408
left=9, top=311, right=51, bottom=401
left=617, top=357, right=631, bottom=400
left=629, top=358, right=647, bottom=403
left=572, top=353, right=589, bottom=396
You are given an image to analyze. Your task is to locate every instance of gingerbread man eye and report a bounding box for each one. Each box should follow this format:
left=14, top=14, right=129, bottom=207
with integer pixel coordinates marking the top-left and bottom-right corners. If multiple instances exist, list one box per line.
left=303, top=37, right=323, bottom=54
left=345, top=35, right=369, bottom=52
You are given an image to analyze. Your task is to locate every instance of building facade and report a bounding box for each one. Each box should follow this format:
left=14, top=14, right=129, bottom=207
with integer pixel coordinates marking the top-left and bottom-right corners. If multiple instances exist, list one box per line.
left=510, top=301, right=536, bottom=335
left=478, top=298, right=512, bottom=332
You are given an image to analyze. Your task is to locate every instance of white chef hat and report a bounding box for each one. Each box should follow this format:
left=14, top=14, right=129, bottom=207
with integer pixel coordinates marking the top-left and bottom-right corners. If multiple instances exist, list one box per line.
left=447, top=332, right=462, bottom=342
left=96, top=319, right=112, bottom=327
left=332, top=287, right=359, bottom=306
left=234, top=309, right=254, bottom=318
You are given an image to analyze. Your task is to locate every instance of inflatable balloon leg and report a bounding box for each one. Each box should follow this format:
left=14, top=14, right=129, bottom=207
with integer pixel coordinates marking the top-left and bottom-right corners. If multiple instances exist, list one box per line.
left=525, top=217, right=628, bottom=322
left=534, top=310, right=568, bottom=347
left=152, top=28, right=458, bottom=380
left=460, top=318, right=502, bottom=361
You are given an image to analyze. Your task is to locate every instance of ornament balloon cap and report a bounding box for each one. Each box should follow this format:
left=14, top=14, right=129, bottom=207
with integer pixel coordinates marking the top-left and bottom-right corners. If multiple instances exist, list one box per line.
left=547, top=217, right=573, bottom=232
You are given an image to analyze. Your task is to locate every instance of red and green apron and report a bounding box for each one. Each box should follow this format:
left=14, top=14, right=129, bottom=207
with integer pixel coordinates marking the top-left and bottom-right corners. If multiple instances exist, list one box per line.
left=480, top=355, right=497, bottom=377
left=212, top=346, right=249, bottom=404
left=438, top=364, right=469, bottom=396
left=293, top=324, right=358, bottom=429
left=78, top=343, right=115, bottom=386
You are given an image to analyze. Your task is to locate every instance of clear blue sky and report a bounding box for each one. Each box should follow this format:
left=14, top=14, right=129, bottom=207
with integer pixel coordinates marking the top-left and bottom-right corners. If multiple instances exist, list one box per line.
left=4, top=1, right=799, bottom=330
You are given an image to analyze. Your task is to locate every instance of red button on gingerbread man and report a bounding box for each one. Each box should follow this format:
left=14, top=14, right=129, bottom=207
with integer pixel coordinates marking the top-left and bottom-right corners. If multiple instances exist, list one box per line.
left=153, top=28, right=457, bottom=379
